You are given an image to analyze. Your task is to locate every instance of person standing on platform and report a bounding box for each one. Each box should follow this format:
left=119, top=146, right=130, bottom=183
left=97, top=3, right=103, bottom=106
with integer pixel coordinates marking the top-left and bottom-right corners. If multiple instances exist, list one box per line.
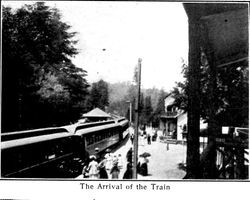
left=87, top=155, right=99, bottom=179
left=163, top=128, right=167, bottom=136
left=98, top=161, right=108, bottom=179
left=123, top=163, right=133, bottom=179
left=110, top=161, right=120, bottom=179
left=147, top=133, right=151, bottom=145
left=126, top=147, right=133, bottom=163
left=143, top=129, right=147, bottom=146
left=95, top=148, right=101, bottom=163
left=130, top=133, right=134, bottom=145
left=137, top=156, right=144, bottom=174
left=117, top=154, right=123, bottom=170
left=105, top=151, right=113, bottom=172
left=82, top=163, right=89, bottom=178
left=152, top=129, right=158, bottom=141
left=112, top=154, right=118, bottom=164
left=140, top=157, right=149, bottom=176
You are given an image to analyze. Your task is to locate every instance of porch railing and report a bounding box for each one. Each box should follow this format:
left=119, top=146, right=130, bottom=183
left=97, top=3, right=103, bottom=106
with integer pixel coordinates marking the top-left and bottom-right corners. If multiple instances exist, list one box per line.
left=200, top=127, right=249, bottom=179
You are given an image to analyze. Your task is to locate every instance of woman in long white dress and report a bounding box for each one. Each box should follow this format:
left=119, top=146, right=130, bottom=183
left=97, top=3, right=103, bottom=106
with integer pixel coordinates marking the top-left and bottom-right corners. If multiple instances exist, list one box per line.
left=105, top=153, right=113, bottom=171
left=88, top=156, right=99, bottom=179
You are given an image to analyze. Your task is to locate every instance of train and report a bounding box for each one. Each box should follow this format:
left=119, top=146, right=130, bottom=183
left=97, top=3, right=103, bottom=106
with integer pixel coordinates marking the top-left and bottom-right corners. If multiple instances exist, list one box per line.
left=1, top=118, right=129, bottom=178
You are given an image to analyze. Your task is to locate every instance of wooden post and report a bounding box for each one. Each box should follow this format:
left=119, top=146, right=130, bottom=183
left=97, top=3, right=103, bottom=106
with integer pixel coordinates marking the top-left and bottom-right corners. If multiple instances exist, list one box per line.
left=129, top=101, right=132, bottom=124
left=133, top=58, right=142, bottom=179
left=236, top=147, right=245, bottom=179
left=186, top=17, right=201, bottom=179
left=200, top=21, right=220, bottom=178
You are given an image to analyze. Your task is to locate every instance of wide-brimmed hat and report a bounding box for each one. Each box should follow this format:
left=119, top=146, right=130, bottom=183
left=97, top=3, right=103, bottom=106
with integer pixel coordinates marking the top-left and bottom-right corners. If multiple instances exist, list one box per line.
left=89, top=155, right=96, bottom=160
left=99, top=161, right=105, bottom=168
left=139, top=152, right=151, bottom=157
left=95, top=147, right=99, bottom=152
left=105, top=148, right=111, bottom=153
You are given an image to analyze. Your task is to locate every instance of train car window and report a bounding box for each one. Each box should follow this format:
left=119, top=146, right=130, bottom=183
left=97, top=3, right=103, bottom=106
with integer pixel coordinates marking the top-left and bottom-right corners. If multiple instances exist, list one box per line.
left=98, top=133, right=101, bottom=141
left=86, top=137, right=90, bottom=145
left=92, top=134, right=96, bottom=143
left=94, top=135, right=98, bottom=143
left=60, top=138, right=71, bottom=154
left=101, top=133, right=105, bottom=140
left=90, top=136, right=94, bottom=145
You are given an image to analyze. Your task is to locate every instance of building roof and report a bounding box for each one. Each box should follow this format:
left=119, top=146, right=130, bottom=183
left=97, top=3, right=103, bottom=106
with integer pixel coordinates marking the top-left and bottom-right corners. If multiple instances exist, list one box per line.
left=82, top=108, right=111, bottom=118
left=183, top=3, right=247, bottom=19
left=160, top=111, right=185, bottom=119
left=164, top=93, right=173, bottom=100
left=184, top=3, right=248, bottom=68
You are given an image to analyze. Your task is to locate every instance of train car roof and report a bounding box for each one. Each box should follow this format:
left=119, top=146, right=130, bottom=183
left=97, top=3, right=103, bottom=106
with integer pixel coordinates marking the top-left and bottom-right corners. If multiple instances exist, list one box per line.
left=1, top=127, right=69, bottom=141
left=1, top=132, right=73, bottom=150
left=75, top=123, right=120, bottom=136
left=74, top=120, right=116, bottom=133
left=119, top=119, right=129, bottom=127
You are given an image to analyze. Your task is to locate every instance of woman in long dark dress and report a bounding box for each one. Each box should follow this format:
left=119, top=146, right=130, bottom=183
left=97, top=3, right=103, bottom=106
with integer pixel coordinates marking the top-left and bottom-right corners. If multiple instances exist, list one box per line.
left=140, top=158, right=148, bottom=176
left=99, top=162, right=108, bottom=179
left=147, top=134, right=151, bottom=144
left=110, top=162, right=120, bottom=179
left=123, top=163, right=133, bottom=179
left=126, top=147, right=133, bottom=163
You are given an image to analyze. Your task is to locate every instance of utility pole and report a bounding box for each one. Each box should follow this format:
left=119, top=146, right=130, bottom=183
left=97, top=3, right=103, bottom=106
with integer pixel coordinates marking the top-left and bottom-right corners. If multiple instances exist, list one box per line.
left=126, top=101, right=132, bottom=124
left=129, top=101, right=132, bottom=124
left=133, top=58, right=142, bottom=179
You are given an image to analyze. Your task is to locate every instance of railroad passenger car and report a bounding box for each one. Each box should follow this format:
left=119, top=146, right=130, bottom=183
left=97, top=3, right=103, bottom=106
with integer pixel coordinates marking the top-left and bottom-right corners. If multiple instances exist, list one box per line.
left=1, top=129, right=84, bottom=178
left=1, top=118, right=129, bottom=178
left=74, top=118, right=129, bottom=156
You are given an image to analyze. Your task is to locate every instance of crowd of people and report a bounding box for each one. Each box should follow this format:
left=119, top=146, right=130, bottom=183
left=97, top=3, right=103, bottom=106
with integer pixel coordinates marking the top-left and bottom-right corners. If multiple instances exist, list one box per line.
left=81, top=126, right=156, bottom=179
left=82, top=148, right=133, bottom=179
left=138, top=127, right=158, bottom=146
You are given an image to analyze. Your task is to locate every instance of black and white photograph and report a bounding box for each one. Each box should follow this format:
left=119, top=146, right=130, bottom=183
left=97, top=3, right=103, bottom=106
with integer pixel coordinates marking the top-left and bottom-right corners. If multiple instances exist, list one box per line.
left=0, top=0, right=249, bottom=187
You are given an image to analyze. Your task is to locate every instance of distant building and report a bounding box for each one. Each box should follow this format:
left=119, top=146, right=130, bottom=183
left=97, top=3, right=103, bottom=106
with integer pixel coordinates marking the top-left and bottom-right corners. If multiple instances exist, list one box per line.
left=79, top=108, right=112, bottom=123
left=159, top=94, right=207, bottom=141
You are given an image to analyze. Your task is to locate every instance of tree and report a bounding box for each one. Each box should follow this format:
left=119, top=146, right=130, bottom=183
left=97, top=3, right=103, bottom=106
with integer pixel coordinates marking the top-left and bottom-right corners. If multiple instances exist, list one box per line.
left=144, top=87, right=162, bottom=111
left=172, top=58, right=248, bottom=127
left=171, top=61, right=188, bottom=112
left=106, top=80, right=168, bottom=127
left=215, top=63, right=248, bottom=127
left=107, top=82, right=131, bottom=117
left=142, top=96, right=153, bottom=126
left=89, top=79, right=109, bottom=111
left=2, top=2, right=89, bottom=131
left=151, top=89, right=168, bottom=127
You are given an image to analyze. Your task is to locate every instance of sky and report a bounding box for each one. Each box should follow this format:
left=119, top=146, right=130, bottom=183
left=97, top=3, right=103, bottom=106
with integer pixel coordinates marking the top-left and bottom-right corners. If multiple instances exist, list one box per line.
left=2, top=1, right=189, bottom=91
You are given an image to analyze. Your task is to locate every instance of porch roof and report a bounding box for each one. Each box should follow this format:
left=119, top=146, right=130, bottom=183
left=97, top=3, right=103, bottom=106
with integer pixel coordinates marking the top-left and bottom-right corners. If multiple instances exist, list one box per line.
left=183, top=3, right=248, bottom=68
left=160, top=112, right=181, bottom=119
